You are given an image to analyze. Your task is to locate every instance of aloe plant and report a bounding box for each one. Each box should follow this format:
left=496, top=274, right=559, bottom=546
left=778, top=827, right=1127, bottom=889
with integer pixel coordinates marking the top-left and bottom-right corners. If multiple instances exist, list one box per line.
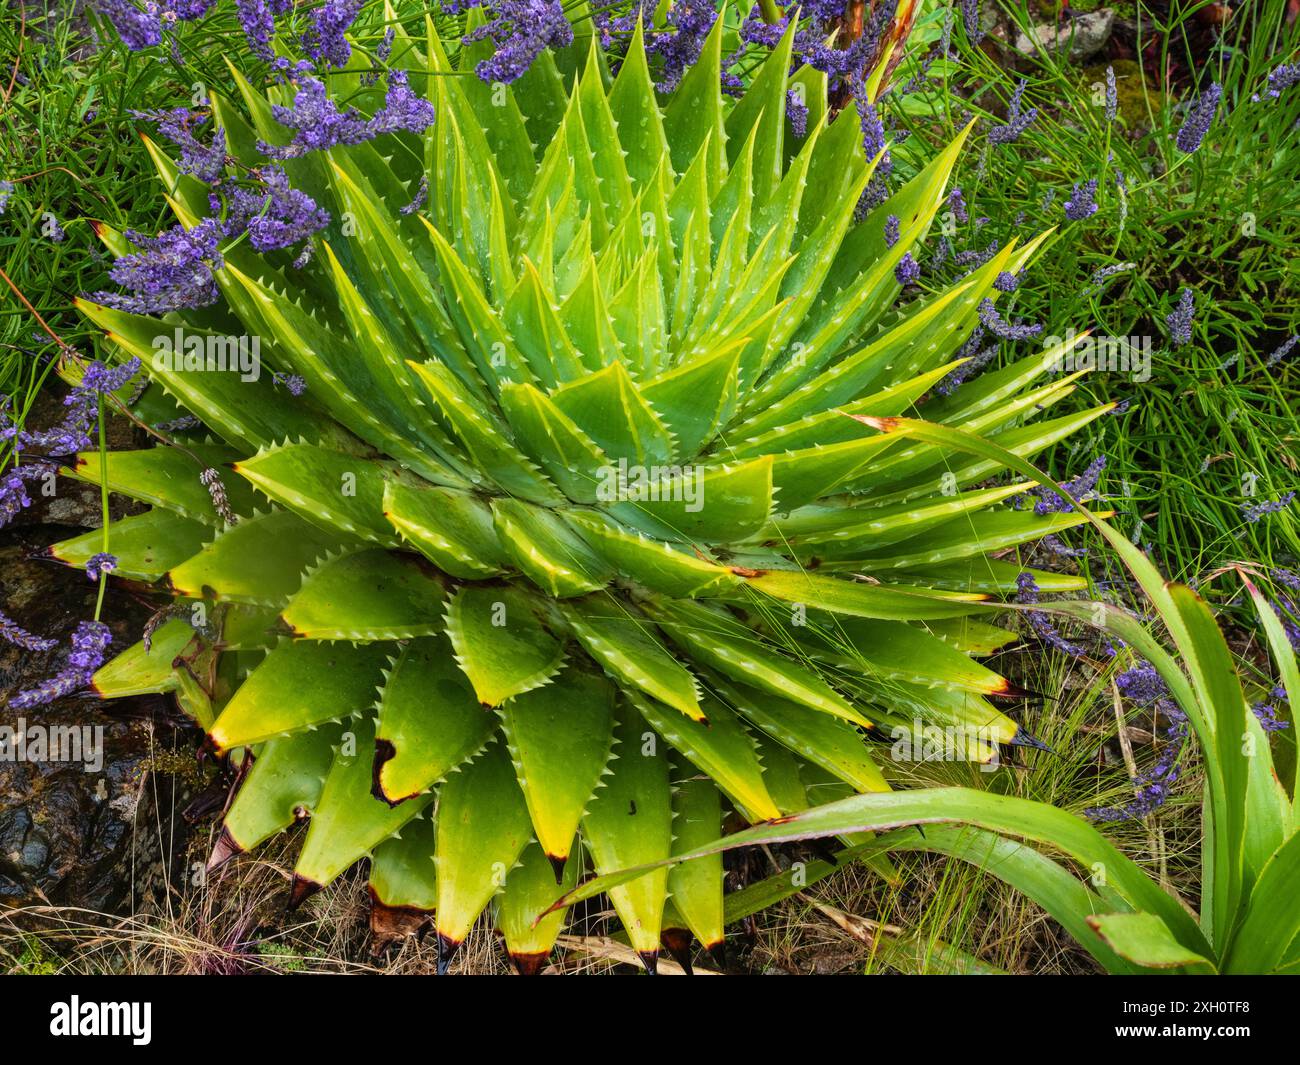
left=57, top=15, right=1113, bottom=973
left=556, top=428, right=1300, bottom=974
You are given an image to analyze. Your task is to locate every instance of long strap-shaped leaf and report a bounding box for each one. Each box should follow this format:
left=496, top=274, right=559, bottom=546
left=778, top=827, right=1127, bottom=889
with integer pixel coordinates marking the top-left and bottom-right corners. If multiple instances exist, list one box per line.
left=856, top=415, right=1247, bottom=957
left=541, top=787, right=1210, bottom=958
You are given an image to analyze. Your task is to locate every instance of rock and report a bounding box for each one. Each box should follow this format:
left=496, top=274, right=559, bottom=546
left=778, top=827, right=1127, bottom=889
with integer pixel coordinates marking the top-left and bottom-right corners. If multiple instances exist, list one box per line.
left=1014, top=10, right=1116, bottom=63
left=0, top=530, right=203, bottom=911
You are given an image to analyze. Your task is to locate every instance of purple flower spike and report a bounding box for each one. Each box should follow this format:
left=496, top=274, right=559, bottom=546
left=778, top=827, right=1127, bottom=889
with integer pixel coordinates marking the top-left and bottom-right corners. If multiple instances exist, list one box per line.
left=0, top=608, right=59, bottom=652
left=9, top=620, right=112, bottom=710
left=883, top=215, right=900, bottom=248
left=1165, top=287, right=1195, bottom=347
left=470, top=0, right=576, bottom=86
left=1175, top=82, right=1221, bottom=153
left=989, top=79, right=1038, bottom=144
left=86, top=552, right=119, bottom=582
left=894, top=253, right=920, bottom=285
left=977, top=297, right=1042, bottom=341
left=1241, top=492, right=1296, bottom=524
left=303, top=0, right=364, bottom=68
left=1063, top=179, right=1098, bottom=221
left=1014, top=572, right=1087, bottom=658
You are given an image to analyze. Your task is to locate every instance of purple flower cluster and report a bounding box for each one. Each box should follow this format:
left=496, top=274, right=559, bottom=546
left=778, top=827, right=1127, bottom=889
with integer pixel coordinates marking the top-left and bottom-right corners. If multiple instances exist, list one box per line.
left=1014, top=571, right=1087, bottom=658
left=0, top=180, right=14, bottom=214
left=894, top=253, right=920, bottom=286
left=989, top=79, right=1038, bottom=145
left=134, top=107, right=227, bottom=183
left=400, top=176, right=430, bottom=217
left=86, top=552, right=119, bottom=582
left=0, top=461, right=55, bottom=529
left=1165, top=287, right=1195, bottom=347
left=272, top=370, right=307, bottom=395
left=9, top=620, right=113, bottom=710
left=977, top=297, right=1042, bottom=341
left=224, top=166, right=332, bottom=253
left=1265, top=335, right=1299, bottom=368
left=1029, top=455, right=1106, bottom=515
left=1175, top=82, right=1221, bottom=153
left=1086, top=661, right=1189, bottom=822
left=260, top=71, right=435, bottom=159
left=1241, top=492, right=1296, bottom=524
left=882, top=214, right=900, bottom=249
left=2, top=358, right=141, bottom=462
left=1252, top=687, right=1292, bottom=733
left=947, top=187, right=969, bottom=224
left=0, top=608, right=59, bottom=652
left=97, top=217, right=225, bottom=314
left=992, top=270, right=1020, bottom=293
left=1105, top=65, right=1117, bottom=122
left=1255, top=62, right=1300, bottom=102
left=466, top=0, right=575, bottom=85
left=785, top=88, right=808, bottom=138
left=960, top=0, right=985, bottom=45
left=303, top=0, right=363, bottom=67
left=934, top=339, right=997, bottom=396
left=1063, top=179, right=1098, bottom=221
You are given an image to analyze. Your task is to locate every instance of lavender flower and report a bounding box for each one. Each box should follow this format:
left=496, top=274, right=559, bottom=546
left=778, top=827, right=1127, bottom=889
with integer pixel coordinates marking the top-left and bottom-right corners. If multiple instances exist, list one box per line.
left=894, top=253, right=920, bottom=286
left=989, top=79, right=1038, bottom=145
left=953, top=238, right=999, bottom=272
left=86, top=552, right=119, bottom=582
left=1031, top=455, right=1106, bottom=514
left=201, top=467, right=239, bottom=525
left=400, top=176, right=429, bottom=217
left=272, top=370, right=307, bottom=396
left=946, top=186, right=968, bottom=224
left=1252, top=688, right=1291, bottom=732
left=1175, top=82, right=1221, bottom=153
left=992, top=270, right=1020, bottom=293
left=95, top=218, right=224, bottom=314
left=368, top=70, right=438, bottom=136
left=260, top=71, right=434, bottom=159
left=303, top=0, right=363, bottom=68
left=1241, top=492, right=1296, bottom=523
left=1265, top=335, right=1299, bottom=368
left=469, top=0, right=576, bottom=86
left=96, top=0, right=165, bottom=51
left=1089, top=262, right=1135, bottom=286
left=1255, top=62, right=1300, bottom=102
left=1165, top=287, right=1194, bottom=347
left=977, top=298, right=1042, bottom=341
left=960, top=0, right=985, bottom=45
left=9, top=620, right=112, bottom=710
left=1104, top=65, right=1117, bottom=122
left=0, top=461, right=55, bottom=529
left=1015, top=572, right=1087, bottom=658
left=1085, top=660, right=1189, bottom=822
left=883, top=214, right=900, bottom=249
left=934, top=343, right=997, bottom=396
left=0, top=608, right=58, bottom=652
left=785, top=88, right=808, bottom=139
left=225, top=167, right=331, bottom=252
left=0, top=180, right=13, bottom=214
left=1063, top=179, right=1098, bottom=221
left=134, top=107, right=227, bottom=184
